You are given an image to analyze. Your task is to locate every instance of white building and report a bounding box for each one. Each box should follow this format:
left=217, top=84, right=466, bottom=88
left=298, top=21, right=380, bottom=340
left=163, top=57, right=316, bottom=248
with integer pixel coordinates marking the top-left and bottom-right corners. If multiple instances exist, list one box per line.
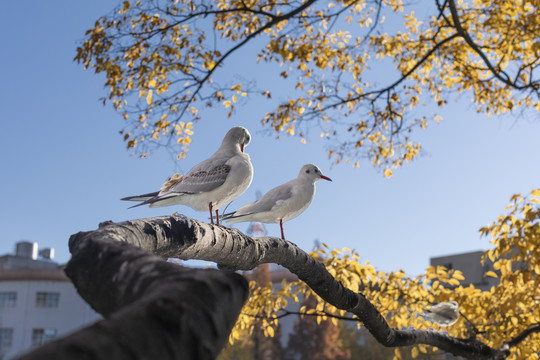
left=0, top=242, right=100, bottom=359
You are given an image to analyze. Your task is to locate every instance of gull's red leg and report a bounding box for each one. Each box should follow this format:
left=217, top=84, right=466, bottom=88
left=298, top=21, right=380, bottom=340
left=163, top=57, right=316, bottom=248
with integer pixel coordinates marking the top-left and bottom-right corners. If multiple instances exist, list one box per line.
left=209, top=202, right=214, bottom=224
left=280, top=219, right=285, bottom=240
left=215, top=209, right=220, bottom=226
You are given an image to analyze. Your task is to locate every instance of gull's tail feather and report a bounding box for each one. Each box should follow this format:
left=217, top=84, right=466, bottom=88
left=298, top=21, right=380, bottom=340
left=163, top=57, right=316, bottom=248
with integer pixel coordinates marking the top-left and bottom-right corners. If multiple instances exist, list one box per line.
left=221, top=212, right=255, bottom=224
left=127, top=201, right=149, bottom=209
left=220, top=212, right=235, bottom=220
left=121, top=191, right=159, bottom=202
left=123, top=192, right=180, bottom=209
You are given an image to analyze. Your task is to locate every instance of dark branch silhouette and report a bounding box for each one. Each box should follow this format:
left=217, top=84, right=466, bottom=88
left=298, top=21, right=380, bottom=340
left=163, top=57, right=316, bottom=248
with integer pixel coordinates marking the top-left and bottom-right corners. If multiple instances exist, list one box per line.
left=504, top=323, right=540, bottom=349
left=17, top=219, right=248, bottom=360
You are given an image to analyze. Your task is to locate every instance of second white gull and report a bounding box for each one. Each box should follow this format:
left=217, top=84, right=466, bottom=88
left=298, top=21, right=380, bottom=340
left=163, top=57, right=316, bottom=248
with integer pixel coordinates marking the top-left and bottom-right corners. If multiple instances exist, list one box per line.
left=222, top=164, right=331, bottom=239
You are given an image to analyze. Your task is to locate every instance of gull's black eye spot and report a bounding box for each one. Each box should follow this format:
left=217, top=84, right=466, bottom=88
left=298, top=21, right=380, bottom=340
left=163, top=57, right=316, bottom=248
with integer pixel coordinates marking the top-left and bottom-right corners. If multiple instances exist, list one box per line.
left=306, top=170, right=310, bottom=174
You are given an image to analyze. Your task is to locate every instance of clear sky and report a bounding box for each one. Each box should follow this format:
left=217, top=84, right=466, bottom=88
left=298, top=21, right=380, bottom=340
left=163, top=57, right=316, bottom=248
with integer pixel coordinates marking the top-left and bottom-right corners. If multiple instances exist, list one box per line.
left=1, top=1, right=538, bottom=277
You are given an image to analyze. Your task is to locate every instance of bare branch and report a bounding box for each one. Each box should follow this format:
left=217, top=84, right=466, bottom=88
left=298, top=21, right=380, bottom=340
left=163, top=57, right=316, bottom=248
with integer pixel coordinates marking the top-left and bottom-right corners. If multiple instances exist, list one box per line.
left=504, top=323, right=540, bottom=348
left=176, top=0, right=318, bottom=120
left=245, top=309, right=358, bottom=322
left=316, top=33, right=459, bottom=114
left=447, top=0, right=533, bottom=90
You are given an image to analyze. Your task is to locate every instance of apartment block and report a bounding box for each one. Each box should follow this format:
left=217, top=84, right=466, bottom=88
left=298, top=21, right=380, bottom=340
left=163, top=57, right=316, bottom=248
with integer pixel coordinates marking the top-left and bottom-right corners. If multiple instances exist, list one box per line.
left=0, top=242, right=100, bottom=359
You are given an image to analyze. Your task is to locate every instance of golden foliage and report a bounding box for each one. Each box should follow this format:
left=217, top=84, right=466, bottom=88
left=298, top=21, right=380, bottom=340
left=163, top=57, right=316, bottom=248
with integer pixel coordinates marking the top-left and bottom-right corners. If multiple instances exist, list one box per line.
left=76, top=0, right=539, bottom=168
left=231, top=190, right=540, bottom=359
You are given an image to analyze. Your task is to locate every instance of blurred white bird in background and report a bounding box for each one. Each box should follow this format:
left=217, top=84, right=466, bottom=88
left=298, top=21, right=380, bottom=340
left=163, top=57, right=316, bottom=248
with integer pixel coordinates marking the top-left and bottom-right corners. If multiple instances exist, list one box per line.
left=422, top=301, right=460, bottom=327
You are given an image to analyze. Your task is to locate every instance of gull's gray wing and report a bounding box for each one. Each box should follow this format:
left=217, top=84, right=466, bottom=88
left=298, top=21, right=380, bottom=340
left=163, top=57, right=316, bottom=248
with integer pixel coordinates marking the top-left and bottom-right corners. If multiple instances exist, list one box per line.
left=236, top=181, right=295, bottom=215
left=160, top=164, right=231, bottom=195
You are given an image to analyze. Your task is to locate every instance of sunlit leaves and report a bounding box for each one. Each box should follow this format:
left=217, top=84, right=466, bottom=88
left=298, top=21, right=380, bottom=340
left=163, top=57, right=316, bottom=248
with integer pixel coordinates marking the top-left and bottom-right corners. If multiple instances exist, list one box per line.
left=227, top=190, right=540, bottom=358
left=76, top=0, right=539, bottom=170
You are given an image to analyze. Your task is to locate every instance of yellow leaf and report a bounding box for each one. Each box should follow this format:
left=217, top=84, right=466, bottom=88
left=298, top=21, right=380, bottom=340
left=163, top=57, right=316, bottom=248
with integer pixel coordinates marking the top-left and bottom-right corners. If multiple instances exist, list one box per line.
left=119, top=1, right=130, bottom=14
left=453, top=272, right=465, bottom=280
left=267, top=326, right=274, bottom=337
left=531, top=189, right=540, bottom=197
left=485, top=271, right=498, bottom=278
left=411, top=347, right=419, bottom=358
left=146, top=90, right=153, bottom=105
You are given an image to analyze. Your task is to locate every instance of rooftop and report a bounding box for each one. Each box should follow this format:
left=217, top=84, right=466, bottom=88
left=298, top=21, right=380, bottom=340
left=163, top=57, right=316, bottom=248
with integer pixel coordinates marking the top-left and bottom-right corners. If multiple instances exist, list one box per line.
left=0, top=268, right=68, bottom=282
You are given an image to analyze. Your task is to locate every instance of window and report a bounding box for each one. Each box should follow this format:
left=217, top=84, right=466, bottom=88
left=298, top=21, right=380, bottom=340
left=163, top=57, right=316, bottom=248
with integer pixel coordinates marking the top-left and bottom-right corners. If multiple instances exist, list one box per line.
left=31, top=328, right=57, bottom=347
left=0, top=292, right=17, bottom=308
left=0, top=328, right=14, bottom=348
left=35, top=292, right=60, bottom=308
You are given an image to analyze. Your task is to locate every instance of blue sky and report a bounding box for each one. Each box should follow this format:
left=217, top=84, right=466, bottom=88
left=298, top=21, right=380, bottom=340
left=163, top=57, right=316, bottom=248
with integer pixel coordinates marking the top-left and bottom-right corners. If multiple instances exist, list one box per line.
left=1, top=1, right=538, bottom=277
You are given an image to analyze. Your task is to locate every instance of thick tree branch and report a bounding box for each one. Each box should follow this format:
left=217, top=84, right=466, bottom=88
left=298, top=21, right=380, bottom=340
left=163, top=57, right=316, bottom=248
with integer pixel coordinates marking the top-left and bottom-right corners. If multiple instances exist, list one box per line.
left=18, top=221, right=249, bottom=360
left=58, top=215, right=513, bottom=359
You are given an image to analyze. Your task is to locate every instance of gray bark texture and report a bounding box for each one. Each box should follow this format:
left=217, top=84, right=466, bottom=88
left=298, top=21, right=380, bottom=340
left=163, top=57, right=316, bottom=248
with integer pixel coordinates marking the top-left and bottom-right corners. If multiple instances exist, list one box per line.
left=19, top=215, right=514, bottom=359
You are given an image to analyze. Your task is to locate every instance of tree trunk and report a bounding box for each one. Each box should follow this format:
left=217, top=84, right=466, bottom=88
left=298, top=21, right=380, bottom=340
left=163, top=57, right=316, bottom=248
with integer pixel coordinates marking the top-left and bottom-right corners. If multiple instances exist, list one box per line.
left=17, top=218, right=248, bottom=360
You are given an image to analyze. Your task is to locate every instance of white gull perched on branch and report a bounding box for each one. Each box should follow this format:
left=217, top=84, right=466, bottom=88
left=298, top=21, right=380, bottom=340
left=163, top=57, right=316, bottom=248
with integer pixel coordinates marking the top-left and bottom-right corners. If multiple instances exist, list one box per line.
left=222, top=164, right=331, bottom=240
left=121, top=126, right=253, bottom=225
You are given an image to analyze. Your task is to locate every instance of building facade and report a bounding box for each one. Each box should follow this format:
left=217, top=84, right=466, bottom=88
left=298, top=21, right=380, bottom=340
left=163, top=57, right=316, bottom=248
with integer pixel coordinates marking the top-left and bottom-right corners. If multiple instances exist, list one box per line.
left=0, top=242, right=100, bottom=359
left=430, top=250, right=498, bottom=291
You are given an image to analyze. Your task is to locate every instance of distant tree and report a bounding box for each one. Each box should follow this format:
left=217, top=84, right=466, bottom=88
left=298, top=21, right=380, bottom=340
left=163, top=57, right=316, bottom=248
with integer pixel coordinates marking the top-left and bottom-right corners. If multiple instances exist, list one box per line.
left=218, top=337, right=257, bottom=360
left=218, top=264, right=285, bottom=360
left=338, top=322, right=446, bottom=360
left=285, top=294, right=350, bottom=360
left=76, top=0, right=539, bottom=175
left=251, top=264, right=285, bottom=360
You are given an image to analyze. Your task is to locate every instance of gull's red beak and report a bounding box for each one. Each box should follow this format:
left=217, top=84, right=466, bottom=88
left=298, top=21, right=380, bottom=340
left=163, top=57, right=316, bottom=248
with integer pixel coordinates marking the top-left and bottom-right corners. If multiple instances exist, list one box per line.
left=320, top=175, right=332, bottom=181
left=240, top=144, right=245, bottom=152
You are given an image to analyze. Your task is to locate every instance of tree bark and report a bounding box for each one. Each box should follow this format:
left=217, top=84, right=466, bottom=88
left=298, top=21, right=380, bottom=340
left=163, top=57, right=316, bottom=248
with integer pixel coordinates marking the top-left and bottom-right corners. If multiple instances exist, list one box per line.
left=19, top=215, right=512, bottom=359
